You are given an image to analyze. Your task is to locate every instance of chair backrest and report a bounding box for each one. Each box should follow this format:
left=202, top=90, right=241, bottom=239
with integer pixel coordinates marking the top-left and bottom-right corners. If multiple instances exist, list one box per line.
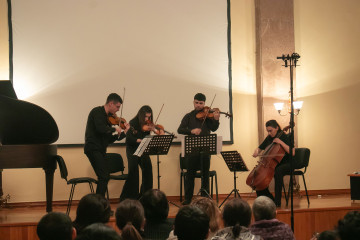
left=55, top=155, right=68, bottom=181
left=106, top=153, right=125, bottom=174
left=294, top=148, right=311, bottom=170
left=179, top=153, right=201, bottom=171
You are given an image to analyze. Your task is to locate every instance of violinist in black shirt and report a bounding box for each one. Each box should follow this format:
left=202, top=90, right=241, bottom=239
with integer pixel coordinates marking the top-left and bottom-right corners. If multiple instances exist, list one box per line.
left=120, top=105, right=164, bottom=201
left=177, top=93, right=220, bottom=205
left=84, top=93, right=130, bottom=196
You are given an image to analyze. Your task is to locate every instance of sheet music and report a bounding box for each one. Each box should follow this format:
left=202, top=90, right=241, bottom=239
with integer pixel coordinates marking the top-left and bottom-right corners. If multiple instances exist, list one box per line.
left=180, top=134, right=223, bottom=157
left=133, top=135, right=153, bottom=157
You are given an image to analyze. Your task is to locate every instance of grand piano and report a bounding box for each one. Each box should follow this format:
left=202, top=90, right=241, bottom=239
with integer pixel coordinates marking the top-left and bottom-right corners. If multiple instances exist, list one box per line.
left=0, top=80, right=59, bottom=212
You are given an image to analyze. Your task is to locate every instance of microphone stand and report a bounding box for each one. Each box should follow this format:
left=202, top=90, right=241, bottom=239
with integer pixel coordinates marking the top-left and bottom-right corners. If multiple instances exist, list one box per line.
left=276, top=53, right=300, bottom=232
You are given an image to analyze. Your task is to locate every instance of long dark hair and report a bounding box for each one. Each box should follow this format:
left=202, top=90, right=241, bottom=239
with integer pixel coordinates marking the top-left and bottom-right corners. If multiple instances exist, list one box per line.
left=265, top=120, right=282, bottom=131
left=115, top=199, right=144, bottom=240
left=132, top=105, right=153, bottom=127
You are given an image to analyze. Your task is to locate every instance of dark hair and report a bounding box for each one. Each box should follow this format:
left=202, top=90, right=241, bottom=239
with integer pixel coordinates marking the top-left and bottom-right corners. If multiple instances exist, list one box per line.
left=265, top=119, right=282, bottom=131
left=37, top=212, right=73, bottom=240
left=140, top=189, right=169, bottom=222
left=318, top=230, right=340, bottom=240
left=75, top=223, right=121, bottom=240
left=132, top=105, right=153, bottom=127
left=106, top=93, right=123, bottom=104
left=222, top=198, right=252, bottom=237
left=174, top=205, right=209, bottom=240
left=194, top=93, right=206, bottom=102
left=73, top=194, right=111, bottom=234
left=191, top=197, right=220, bottom=233
left=337, top=211, right=360, bottom=240
left=252, top=196, right=276, bottom=221
left=115, top=199, right=144, bottom=240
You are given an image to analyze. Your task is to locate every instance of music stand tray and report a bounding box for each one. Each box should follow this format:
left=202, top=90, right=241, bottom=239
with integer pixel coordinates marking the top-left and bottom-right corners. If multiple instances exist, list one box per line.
left=219, top=151, right=248, bottom=208
left=184, top=134, right=218, bottom=199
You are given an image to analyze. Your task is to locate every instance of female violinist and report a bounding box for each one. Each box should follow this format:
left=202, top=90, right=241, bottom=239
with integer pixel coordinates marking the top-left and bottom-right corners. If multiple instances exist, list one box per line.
left=252, top=120, right=291, bottom=207
left=120, top=105, right=164, bottom=201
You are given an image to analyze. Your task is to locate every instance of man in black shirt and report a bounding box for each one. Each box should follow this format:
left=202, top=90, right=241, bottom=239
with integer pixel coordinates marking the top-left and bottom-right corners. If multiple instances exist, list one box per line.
left=177, top=93, right=220, bottom=205
left=84, top=93, right=130, bottom=196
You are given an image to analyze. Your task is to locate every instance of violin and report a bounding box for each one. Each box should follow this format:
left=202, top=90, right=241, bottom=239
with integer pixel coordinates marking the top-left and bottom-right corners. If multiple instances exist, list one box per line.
left=196, top=106, right=232, bottom=121
left=142, top=120, right=174, bottom=136
left=246, top=125, right=291, bottom=191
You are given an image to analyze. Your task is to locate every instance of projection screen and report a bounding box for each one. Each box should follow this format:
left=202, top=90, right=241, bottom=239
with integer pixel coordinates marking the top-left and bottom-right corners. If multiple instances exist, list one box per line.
left=9, top=0, right=233, bottom=144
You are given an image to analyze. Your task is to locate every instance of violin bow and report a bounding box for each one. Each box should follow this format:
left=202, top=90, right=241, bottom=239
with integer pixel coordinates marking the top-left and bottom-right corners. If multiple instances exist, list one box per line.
left=154, top=103, right=164, bottom=125
left=119, top=88, right=125, bottom=121
left=200, top=94, right=216, bottom=129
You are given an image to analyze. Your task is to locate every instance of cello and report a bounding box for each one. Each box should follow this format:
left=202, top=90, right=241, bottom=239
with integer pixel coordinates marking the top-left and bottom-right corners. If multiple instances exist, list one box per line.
left=246, top=125, right=291, bottom=191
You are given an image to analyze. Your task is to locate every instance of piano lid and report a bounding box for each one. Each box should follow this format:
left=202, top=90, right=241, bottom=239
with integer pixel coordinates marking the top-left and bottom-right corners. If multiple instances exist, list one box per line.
left=0, top=81, right=59, bottom=145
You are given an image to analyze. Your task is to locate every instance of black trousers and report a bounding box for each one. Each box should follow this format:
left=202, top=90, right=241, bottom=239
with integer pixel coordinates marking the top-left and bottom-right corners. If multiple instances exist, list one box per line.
left=86, top=151, right=109, bottom=196
left=256, top=161, right=291, bottom=206
left=184, top=153, right=210, bottom=202
left=120, top=149, right=153, bottom=201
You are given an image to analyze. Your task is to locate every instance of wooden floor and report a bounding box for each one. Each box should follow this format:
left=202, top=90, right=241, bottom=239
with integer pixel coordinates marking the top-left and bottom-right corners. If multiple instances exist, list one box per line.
left=1, top=193, right=360, bottom=240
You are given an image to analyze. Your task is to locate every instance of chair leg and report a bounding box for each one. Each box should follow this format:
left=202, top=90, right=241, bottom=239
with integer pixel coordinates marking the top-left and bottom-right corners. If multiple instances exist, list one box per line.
left=302, top=174, right=310, bottom=206
left=89, top=182, right=95, bottom=193
left=67, top=184, right=76, bottom=215
left=210, top=175, right=214, bottom=199
left=180, top=172, right=183, bottom=202
left=214, top=172, right=218, bottom=204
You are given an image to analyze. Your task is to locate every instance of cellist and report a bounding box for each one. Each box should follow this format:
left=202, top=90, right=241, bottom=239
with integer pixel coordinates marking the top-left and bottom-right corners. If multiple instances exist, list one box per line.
left=252, top=120, right=291, bottom=207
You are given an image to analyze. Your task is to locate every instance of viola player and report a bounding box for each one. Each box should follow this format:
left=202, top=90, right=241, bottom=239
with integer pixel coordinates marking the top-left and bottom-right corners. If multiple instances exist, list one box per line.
left=252, top=119, right=291, bottom=207
left=177, top=93, right=220, bottom=205
left=120, top=105, right=164, bottom=201
left=84, top=93, right=130, bottom=197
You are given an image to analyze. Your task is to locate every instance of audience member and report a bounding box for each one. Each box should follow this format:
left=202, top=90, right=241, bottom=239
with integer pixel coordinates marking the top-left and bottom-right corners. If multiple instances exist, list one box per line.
left=116, top=199, right=145, bottom=240
left=37, top=212, right=76, bottom=240
left=317, top=230, right=340, bottom=240
left=75, top=223, right=121, bottom=240
left=212, top=198, right=262, bottom=240
left=250, top=196, right=294, bottom=240
left=171, top=205, right=210, bottom=240
left=337, top=210, right=360, bottom=240
left=140, top=189, right=174, bottom=240
left=73, top=193, right=111, bottom=234
left=191, top=197, right=221, bottom=239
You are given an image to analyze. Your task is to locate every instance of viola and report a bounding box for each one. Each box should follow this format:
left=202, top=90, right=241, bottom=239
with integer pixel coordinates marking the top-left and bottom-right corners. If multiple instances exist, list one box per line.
left=108, top=115, right=127, bottom=129
left=196, top=106, right=232, bottom=121
left=246, top=125, right=291, bottom=191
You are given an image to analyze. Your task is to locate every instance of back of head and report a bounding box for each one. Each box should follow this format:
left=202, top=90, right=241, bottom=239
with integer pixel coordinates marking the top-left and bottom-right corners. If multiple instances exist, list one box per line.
left=116, top=199, right=145, bottom=240
left=75, top=223, right=121, bottom=240
left=73, top=194, right=111, bottom=234
left=318, top=230, right=340, bottom=240
left=37, top=212, right=73, bottom=240
left=222, top=198, right=252, bottom=237
left=194, top=93, right=206, bottom=102
left=191, top=197, right=220, bottom=233
left=337, top=210, right=360, bottom=240
left=106, top=93, right=123, bottom=104
left=174, top=205, right=210, bottom=240
left=140, top=189, right=169, bottom=222
left=252, top=196, right=276, bottom=221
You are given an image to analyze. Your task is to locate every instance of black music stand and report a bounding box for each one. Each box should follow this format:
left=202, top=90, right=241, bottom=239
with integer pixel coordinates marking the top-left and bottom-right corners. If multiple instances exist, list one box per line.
left=219, top=151, right=249, bottom=208
left=184, top=134, right=217, bottom=199
left=136, top=134, right=178, bottom=207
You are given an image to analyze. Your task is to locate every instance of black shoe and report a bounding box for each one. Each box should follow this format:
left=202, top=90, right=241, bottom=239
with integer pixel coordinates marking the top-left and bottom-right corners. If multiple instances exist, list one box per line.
left=182, top=200, right=191, bottom=205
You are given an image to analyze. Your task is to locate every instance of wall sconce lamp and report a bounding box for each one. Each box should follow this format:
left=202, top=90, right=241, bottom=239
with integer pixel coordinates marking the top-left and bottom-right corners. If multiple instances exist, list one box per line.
left=274, top=92, right=303, bottom=116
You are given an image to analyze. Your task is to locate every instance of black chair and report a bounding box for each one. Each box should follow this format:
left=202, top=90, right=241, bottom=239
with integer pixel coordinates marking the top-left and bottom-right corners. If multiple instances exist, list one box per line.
left=179, top=154, right=218, bottom=203
left=283, top=148, right=311, bottom=206
left=55, top=155, right=97, bottom=215
left=105, top=153, right=128, bottom=200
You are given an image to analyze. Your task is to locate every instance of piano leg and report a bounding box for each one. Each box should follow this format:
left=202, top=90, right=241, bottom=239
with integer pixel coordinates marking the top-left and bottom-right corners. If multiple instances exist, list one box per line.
left=44, top=168, right=55, bottom=212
